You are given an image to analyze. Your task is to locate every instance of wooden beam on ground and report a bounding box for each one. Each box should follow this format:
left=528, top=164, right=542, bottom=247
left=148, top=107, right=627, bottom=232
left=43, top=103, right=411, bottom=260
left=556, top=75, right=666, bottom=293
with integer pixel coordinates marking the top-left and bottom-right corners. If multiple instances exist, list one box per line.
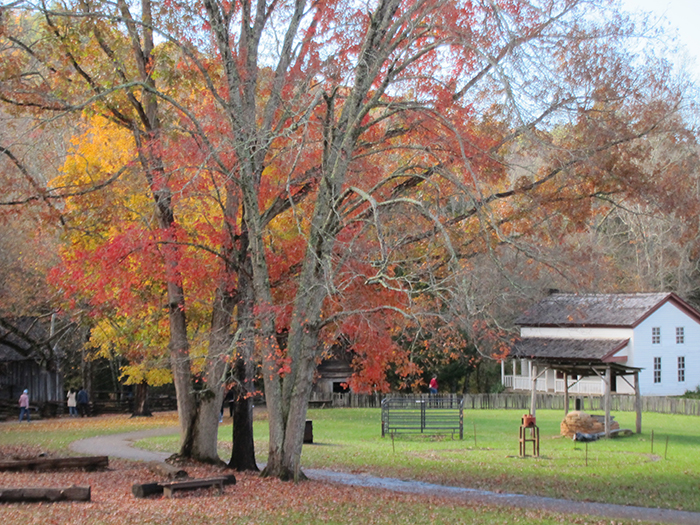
left=0, top=485, right=91, bottom=502
left=132, top=482, right=164, bottom=498
left=0, top=456, right=108, bottom=472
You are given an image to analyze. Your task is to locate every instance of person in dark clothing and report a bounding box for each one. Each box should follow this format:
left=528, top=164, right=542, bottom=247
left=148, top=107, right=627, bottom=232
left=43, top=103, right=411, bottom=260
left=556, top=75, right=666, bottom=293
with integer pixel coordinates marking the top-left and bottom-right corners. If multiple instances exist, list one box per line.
left=225, top=385, right=235, bottom=418
left=77, top=386, right=89, bottom=417
left=220, top=385, right=235, bottom=422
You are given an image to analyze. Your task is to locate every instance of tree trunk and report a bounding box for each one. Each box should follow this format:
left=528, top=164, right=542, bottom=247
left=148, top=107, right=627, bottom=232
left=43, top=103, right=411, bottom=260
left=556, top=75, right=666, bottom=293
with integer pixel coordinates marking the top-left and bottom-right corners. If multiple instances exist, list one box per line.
left=229, top=395, right=258, bottom=471
left=176, top=182, right=241, bottom=463
left=131, top=381, right=151, bottom=417
left=262, top=177, right=336, bottom=480
left=187, top=395, right=224, bottom=464
left=120, top=0, right=198, bottom=458
left=228, top=233, right=258, bottom=471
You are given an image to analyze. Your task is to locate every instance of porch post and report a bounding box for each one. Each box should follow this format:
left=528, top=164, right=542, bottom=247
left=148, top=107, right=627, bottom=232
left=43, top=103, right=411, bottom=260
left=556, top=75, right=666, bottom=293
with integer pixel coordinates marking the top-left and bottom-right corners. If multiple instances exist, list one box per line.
left=634, top=370, right=642, bottom=434
left=530, top=364, right=538, bottom=417
left=604, top=366, right=611, bottom=438
left=564, top=372, right=569, bottom=415
left=501, top=360, right=505, bottom=386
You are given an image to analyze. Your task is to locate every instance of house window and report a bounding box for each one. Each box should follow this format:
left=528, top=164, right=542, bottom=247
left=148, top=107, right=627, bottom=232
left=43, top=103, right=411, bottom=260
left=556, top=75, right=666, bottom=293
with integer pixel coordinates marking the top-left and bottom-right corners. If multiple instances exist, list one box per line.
left=652, top=327, right=661, bottom=344
left=676, top=327, right=685, bottom=344
left=654, top=357, right=662, bottom=383
left=678, top=357, right=685, bottom=382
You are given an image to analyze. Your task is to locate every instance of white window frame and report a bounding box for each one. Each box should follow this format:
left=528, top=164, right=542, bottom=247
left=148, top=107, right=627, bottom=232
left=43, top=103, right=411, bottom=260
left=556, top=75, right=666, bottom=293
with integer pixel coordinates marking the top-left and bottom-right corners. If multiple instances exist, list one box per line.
left=652, top=327, right=661, bottom=344
left=678, top=356, right=685, bottom=382
left=676, top=327, right=685, bottom=344
left=654, top=357, right=662, bottom=383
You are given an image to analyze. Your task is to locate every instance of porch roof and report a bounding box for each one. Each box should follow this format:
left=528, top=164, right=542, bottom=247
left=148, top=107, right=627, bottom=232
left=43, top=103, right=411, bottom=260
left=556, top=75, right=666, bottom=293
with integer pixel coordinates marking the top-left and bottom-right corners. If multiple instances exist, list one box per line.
left=512, top=337, right=628, bottom=361
left=511, top=337, right=642, bottom=376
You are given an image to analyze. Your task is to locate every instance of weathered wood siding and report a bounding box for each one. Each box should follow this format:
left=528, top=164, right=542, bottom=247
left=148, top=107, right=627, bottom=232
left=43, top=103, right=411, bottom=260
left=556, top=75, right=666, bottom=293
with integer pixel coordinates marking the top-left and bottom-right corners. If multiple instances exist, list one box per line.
left=0, top=360, right=63, bottom=403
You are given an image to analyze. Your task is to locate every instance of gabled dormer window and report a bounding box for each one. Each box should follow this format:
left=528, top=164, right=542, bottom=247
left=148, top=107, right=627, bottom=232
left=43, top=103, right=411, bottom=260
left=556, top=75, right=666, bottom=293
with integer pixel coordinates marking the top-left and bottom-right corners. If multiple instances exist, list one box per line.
left=652, top=327, right=661, bottom=344
left=676, top=327, right=685, bottom=344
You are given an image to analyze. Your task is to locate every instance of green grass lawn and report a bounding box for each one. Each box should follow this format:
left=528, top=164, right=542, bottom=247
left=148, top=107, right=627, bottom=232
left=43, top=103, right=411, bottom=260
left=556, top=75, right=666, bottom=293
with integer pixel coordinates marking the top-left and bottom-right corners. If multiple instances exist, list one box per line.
left=293, top=408, right=700, bottom=511
left=2, top=407, right=699, bottom=520
left=135, top=407, right=700, bottom=512
left=0, top=411, right=179, bottom=451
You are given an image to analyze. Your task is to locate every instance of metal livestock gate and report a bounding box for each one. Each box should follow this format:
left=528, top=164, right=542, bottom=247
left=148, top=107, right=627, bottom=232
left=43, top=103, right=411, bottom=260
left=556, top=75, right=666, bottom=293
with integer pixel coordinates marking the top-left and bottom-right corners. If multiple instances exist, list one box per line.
left=381, top=395, right=463, bottom=439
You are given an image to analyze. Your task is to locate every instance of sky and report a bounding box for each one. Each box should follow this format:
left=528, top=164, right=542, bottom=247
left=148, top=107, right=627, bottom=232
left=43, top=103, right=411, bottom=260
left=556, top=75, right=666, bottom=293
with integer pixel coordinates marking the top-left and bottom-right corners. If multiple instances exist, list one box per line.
left=620, top=0, right=700, bottom=84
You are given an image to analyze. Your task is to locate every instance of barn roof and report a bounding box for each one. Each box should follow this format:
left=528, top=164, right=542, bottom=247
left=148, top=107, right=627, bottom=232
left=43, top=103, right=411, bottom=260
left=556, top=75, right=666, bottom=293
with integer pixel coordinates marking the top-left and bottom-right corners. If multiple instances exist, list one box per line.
left=0, top=317, right=51, bottom=362
left=515, top=292, right=700, bottom=328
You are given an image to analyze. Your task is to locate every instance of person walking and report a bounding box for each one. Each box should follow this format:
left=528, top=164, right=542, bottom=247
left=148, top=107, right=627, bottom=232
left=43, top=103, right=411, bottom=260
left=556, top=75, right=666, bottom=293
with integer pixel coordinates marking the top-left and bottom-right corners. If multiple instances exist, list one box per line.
left=67, top=388, right=78, bottom=417
left=429, top=376, right=438, bottom=394
left=77, top=386, right=89, bottom=417
left=18, top=389, right=30, bottom=422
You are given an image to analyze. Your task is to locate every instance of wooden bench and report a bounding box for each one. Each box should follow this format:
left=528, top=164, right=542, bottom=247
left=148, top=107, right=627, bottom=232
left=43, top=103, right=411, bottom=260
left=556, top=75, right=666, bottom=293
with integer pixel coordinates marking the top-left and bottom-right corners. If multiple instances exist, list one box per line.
left=158, top=477, right=227, bottom=498
left=381, top=395, right=464, bottom=439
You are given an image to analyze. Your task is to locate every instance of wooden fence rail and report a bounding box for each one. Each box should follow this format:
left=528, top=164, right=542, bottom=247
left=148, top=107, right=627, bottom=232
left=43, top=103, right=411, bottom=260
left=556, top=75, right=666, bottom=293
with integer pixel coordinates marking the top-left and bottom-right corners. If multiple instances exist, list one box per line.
left=307, top=392, right=700, bottom=416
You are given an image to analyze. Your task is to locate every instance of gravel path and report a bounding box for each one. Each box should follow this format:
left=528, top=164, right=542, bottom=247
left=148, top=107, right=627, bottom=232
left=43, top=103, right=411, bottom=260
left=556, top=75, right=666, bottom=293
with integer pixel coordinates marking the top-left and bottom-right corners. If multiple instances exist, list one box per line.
left=71, top=428, right=700, bottom=525
left=70, top=427, right=174, bottom=462
left=305, top=468, right=700, bottom=524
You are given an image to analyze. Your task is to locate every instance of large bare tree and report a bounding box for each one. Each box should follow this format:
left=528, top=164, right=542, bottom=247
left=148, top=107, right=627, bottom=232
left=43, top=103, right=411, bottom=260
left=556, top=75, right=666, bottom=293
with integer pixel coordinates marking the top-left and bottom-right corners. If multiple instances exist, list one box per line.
left=1, top=0, right=695, bottom=479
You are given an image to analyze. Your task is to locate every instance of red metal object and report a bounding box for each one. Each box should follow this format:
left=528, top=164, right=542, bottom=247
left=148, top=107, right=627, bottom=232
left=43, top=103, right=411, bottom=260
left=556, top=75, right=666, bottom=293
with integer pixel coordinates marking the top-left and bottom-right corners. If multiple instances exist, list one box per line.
left=522, top=414, right=536, bottom=427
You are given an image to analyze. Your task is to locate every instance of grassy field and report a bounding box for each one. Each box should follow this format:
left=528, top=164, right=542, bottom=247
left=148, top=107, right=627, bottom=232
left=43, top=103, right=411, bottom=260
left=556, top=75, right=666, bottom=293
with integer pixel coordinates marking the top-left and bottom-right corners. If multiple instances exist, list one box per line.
left=1, top=408, right=699, bottom=524
left=300, top=408, right=700, bottom=511
left=135, top=407, right=700, bottom=512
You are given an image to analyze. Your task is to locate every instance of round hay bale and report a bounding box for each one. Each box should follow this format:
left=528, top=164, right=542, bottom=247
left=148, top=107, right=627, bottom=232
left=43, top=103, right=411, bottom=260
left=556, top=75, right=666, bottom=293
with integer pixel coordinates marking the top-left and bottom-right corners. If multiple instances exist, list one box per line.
left=560, top=410, right=618, bottom=437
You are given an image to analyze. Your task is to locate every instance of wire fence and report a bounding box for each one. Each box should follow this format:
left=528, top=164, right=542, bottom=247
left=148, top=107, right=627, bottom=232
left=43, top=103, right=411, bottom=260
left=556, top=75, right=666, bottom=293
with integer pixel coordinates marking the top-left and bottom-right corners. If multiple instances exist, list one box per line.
left=309, top=392, right=700, bottom=416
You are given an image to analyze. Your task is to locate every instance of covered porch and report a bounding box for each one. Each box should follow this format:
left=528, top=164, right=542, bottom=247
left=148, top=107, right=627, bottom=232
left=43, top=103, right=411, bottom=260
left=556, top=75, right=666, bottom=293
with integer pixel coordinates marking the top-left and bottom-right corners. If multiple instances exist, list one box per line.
left=502, top=360, right=607, bottom=395
left=510, top=337, right=643, bottom=437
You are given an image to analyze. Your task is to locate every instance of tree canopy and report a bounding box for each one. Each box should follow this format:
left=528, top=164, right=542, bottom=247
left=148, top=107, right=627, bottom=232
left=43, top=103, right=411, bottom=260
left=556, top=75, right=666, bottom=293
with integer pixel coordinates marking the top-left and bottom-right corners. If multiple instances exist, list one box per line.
left=1, top=0, right=698, bottom=479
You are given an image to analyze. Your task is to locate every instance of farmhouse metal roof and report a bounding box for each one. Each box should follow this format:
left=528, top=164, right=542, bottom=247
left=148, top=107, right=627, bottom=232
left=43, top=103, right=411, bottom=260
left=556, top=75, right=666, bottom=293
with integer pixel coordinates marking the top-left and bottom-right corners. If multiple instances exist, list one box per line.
left=511, top=337, right=629, bottom=362
left=515, top=292, right=700, bottom=328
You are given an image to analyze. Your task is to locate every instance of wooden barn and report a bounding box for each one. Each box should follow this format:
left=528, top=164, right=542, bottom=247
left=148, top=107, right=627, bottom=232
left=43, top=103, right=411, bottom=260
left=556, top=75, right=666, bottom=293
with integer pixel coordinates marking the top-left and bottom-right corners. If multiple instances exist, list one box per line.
left=314, top=347, right=353, bottom=395
left=0, top=317, right=63, bottom=407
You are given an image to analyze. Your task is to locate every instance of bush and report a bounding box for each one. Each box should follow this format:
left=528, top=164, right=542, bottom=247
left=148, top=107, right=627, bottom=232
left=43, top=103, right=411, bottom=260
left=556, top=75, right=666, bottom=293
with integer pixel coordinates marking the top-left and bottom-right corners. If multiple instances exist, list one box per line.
left=682, top=386, right=700, bottom=399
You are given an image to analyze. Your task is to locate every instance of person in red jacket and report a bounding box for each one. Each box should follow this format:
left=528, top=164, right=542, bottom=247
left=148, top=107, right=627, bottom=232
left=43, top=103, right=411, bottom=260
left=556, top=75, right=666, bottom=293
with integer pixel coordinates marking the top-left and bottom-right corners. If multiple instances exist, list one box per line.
left=429, top=376, right=438, bottom=394
left=18, top=389, right=30, bottom=422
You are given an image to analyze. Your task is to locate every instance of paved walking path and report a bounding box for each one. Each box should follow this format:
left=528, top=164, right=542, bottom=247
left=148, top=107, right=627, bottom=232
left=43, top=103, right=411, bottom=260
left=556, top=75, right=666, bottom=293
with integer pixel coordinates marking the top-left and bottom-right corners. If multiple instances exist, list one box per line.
left=71, top=429, right=700, bottom=525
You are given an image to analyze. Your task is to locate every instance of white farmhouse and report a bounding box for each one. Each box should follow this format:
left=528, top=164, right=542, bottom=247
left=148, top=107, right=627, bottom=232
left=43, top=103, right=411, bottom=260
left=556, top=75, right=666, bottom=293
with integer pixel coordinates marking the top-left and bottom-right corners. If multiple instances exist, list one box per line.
left=505, top=292, right=700, bottom=397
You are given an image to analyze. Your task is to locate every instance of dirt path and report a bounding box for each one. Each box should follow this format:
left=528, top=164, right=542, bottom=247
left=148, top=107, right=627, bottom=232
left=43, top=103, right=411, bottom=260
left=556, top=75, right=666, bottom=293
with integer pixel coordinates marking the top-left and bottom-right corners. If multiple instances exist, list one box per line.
left=71, top=429, right=700, bottom=525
